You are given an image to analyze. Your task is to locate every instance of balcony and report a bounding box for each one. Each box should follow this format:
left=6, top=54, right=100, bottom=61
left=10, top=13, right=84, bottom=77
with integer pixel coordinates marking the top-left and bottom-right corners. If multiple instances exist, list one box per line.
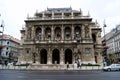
left=24, top=36, right=84, bottom=44
left=27, top=15, right=91, bottom=21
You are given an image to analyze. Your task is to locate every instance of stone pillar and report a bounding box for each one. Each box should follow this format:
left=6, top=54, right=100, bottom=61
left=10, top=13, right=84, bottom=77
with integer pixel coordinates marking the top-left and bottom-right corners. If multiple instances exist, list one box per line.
left=36, top=47, right=40, bottom=64
left=52, top=11, right=54, bottom=19
left=42, top=12, right=45, bottom=19
left=37, top=47, right=40, bottom=64
left=71, top=24, right=74, bottom=40
left=62, top=12, right=64, bottom=19
left=61, top=25, right=64, bottom=41
left=71, top=12, right=73, bottom=19
left=47, top=48, right=52, bottom=64
left=32, top=26, right=35, bottom=40
left=84, top=25, right=90, bottom=38
left=24, top=26, right=28, bottom=40
left=96, top=31, right=102, bottom=44
left=41, top=26, right=45, bottom=41
left=39, top=53, right=41, bottom=64
left=73, top=48, right=76, bottom=63
left=60, top=48, right=64, bottom=64
left=51, top=26, right=54, bottom=41
left=81, top=24, right=85, bottom=39
left=89, top=27, right=92, bottom=39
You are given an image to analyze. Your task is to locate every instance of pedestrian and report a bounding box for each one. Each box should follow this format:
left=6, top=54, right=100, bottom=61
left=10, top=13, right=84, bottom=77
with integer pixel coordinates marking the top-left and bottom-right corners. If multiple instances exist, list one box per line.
left=103, top=61, right=106, bottom=67
left=73, top=61, right=77, bottom=69
left=78, top=59, right=82, bottom=69
left=66, top=62, right=69, bottom=69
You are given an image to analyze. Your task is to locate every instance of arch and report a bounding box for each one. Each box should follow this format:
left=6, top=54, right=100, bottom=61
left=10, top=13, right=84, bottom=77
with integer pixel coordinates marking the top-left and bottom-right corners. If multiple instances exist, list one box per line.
left=92, top=33, right=96, bottom=42
left=92, top=33, right=97, bottom=48
left=65, top=27, right=71, bottom=39
left=52, top=49, right=60, bottom=64
left=45, top=27, right=51, bottom=38
left=36, top=27, right=42, bottom=40
left=65, top=49, right=72, bottom=64
left=55, top=27, right=61, bottom=37
left=74, top=26, right=81, bottom=38
left=40, top=49, right=47, bottom=64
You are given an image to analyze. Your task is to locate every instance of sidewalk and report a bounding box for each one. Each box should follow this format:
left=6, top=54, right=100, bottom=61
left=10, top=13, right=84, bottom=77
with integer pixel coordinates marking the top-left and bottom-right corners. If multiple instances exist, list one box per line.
left=0, top=65, right=103, bottom=70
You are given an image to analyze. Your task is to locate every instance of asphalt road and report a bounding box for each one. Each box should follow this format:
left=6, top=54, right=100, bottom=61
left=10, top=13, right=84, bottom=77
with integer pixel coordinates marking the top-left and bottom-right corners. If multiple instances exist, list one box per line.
left=0, top=70, right=120, bottom=80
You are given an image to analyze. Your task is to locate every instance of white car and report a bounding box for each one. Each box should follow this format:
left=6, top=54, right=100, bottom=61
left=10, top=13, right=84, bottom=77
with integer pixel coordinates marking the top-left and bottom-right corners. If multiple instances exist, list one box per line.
left=103, top=64, right=120, bottom=71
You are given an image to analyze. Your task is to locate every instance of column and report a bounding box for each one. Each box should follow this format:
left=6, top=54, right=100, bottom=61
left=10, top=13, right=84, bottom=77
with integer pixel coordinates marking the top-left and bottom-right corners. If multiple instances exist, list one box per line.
left=42, top=12, right=45, bottom=20
left=47, top=48, right=52, bottom=64
left=60, top=48, right=64, bottom=64
left=52, top=11, right=54, bottom=19
left=71, top=24, right=74, bottom=40
left=39, top=49, right=41, bottom=64
left=41, top=26, right=45, bottom=41
left=32, top=26, right=35, bottom=40
left=81, top=24, right=85, bottom=39
left=73, top=47, right=78, bottom=63
left=25, top=27, right=28, bottom=40
left=96, top=31, right=102, bottom=44
left=61, top=25, right=64, bottom=41
left=62, top=12, right=64, bottom=19
left=51, top=26, right=54, bottom=41
left=36, top=47, right=40, bottom=64
left=71, top=12, right=73, bottom=19
left=89, top=27, right=92, bottom=39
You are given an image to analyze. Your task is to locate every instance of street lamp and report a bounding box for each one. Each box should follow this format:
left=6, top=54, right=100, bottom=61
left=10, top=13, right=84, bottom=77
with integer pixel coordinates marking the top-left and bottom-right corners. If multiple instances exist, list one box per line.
left=103, top=20, right=108, bottom=66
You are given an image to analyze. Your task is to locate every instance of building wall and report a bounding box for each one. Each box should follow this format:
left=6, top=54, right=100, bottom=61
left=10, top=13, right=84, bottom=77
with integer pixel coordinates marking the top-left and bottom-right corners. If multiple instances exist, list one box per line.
left=19, top=8, right=103, bottom=65
left=105, top=25, right=120, bottom=62
left=0, top=34, right=20, bottom=64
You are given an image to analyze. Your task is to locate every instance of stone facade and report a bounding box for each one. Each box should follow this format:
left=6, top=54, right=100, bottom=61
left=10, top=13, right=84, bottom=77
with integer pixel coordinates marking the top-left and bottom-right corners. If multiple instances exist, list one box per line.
left=0, top=34, right=20, bottom=64
left=18, top=7, right=103, bottom=66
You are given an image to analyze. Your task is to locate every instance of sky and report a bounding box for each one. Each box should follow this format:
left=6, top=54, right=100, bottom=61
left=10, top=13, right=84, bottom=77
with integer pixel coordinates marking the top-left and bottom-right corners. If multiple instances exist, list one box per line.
left=0, top=0, right=120, bottom=39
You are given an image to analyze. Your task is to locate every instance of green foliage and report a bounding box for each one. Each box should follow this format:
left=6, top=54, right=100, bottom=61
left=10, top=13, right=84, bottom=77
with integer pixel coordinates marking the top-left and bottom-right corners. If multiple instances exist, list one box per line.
left=108, top=53, right=117, bottom=64
left=82, top=63, right=100, bottom=66
left=15, top=63, right=29, bottom=66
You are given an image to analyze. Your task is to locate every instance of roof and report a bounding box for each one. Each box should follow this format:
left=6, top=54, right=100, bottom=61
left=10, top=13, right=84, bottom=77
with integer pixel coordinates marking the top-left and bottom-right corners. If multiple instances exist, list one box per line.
left=0, top=45, right=5, bottom=49
left=35, top=7, right=81, bottom=15
left=0, top=34, right=21, bottom=44
left=47, top=7, right=72, bottom=12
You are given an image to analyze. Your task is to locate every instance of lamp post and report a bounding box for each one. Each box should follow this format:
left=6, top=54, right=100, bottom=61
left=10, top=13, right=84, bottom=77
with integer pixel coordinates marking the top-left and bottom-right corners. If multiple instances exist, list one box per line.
left=103, top=20, right=108, bottom=66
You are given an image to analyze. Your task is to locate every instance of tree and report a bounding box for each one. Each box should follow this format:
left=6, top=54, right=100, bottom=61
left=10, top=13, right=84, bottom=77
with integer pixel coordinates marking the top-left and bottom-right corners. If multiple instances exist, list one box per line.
left=108, top=53, right=116, bottom=64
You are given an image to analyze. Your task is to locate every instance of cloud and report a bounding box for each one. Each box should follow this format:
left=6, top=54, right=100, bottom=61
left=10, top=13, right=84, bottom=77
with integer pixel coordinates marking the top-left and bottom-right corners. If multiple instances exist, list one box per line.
left=0, top=0, right=120, bottom=39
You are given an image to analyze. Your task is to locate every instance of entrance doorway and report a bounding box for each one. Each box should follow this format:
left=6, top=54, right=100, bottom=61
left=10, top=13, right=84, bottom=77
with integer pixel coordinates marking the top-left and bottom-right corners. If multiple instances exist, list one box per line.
left=65, top=49, right=72, bottom=64
left=52, top=49, right=60, bottom=64
left=40, top=49, right=47, bottom=64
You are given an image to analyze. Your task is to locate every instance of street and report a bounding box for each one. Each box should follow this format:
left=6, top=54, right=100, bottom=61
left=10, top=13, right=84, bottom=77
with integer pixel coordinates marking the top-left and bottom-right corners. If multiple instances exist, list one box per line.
left=0, top=70, right=120, bottom=80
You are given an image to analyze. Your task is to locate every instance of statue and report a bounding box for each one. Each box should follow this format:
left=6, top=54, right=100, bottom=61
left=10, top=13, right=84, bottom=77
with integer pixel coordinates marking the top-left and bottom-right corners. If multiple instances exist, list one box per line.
left=27, top=27, right=32, bottom=39
left=85, top=25, right=89, bottom=38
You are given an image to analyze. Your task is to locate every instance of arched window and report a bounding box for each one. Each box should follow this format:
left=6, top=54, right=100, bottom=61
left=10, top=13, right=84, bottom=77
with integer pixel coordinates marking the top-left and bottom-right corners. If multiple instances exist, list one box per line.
left=74, top=26, right=81, bottom=41
left=36, top=28, right=42, bottom=40
left=55, top=27, right=61, bottom=37
left=55, top=27, right=61, bottom=41
left=65, top=27, right=71, bottom=39
left=45, top=27, right=51, bottom=39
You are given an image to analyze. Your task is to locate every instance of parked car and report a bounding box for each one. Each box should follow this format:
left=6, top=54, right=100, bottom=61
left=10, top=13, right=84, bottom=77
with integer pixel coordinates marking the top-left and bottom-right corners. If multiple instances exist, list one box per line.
left=103, top=64, right=120, bottom=71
